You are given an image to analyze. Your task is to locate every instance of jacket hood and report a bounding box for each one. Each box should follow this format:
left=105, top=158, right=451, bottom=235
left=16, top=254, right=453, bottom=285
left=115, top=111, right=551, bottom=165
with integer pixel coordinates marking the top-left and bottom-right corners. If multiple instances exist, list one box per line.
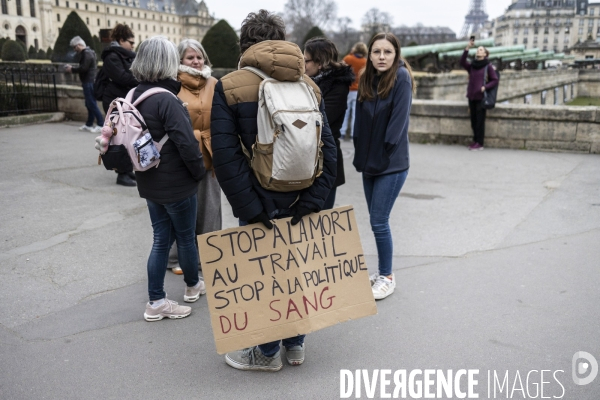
left=239, top=40, right=305, bottom=82
left=312, top=64, right=355, bottom=91
left=101, top=44, right=136, bottom=61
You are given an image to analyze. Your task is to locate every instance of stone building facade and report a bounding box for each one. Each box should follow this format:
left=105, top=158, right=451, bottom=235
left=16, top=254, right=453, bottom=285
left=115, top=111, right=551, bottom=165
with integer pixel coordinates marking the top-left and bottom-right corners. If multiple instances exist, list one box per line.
left=0, top=0, right=214, bottom=50
left=484, top=0, right=600, bottom=54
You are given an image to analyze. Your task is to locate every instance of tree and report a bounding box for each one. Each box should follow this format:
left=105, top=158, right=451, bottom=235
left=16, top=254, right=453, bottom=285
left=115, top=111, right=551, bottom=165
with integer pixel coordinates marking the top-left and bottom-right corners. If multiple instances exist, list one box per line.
left=51, top=11, right=93, bottom=62
left=201, top=20, right=239, bottom=68
left=37, top=48, right=47, bottom=59
left=284, top=0, right=337, bottom=44
left=362, top=8, right=394, bottom=40
left=46, top=47, right=53, bottom=59
left=302, top=26, right=325, bottom=46
left=28, top=45, right=37, bottom=59
left=92, top=35, right=102, bottom=57
left=1, top=40, right=27, bottom=61
left=329, top=17, right=361, bottom=58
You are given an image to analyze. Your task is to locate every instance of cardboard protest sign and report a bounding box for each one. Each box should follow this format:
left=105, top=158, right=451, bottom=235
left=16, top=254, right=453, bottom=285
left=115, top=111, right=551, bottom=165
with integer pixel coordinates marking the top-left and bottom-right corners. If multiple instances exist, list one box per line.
left=198, top=206, right=377, bottom=355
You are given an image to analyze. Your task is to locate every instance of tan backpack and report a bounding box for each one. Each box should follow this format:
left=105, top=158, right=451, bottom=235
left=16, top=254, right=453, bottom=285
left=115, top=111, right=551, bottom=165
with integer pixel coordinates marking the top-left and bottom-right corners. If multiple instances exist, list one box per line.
left=241, top=66, right=324, bottom=192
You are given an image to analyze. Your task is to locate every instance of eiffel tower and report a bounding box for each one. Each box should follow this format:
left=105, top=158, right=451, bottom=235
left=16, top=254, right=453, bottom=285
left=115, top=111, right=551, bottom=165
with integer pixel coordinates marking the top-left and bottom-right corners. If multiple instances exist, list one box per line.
left=460, top=0, right=489, bottom=39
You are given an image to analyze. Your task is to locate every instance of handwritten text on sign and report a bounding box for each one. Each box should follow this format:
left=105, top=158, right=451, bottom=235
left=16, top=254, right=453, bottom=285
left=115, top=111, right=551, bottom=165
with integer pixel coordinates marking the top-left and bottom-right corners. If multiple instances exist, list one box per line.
left=198, top=206, right=377, bottom=354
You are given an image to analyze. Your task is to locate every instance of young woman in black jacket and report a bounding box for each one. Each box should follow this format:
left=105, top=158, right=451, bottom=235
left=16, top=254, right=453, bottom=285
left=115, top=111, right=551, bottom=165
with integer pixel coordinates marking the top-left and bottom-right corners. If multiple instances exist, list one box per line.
left=353, top=32, right=416, bottom=300
left=303, top=37, right=354, bottom=209
left=130, top=36, right=206, bottom=322
left=100, top=24, right=139, bottom=186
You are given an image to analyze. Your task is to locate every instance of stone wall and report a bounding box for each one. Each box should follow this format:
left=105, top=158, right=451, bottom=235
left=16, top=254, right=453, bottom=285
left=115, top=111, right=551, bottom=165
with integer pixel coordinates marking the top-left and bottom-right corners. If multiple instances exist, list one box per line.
left=577, top=69, right=600, bottom=97
left=409, top=100, right=600, bottom=154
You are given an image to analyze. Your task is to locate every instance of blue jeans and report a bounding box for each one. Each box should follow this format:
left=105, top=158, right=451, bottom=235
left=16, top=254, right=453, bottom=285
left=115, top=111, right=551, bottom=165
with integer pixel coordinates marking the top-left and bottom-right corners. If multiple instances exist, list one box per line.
left=82, top=82, right=104, bottom=127
left=362, top=170, right=408, bottom=276
left=340, top=91, right=357, bottom=138
left=239, top=212, right=305, bottom=356
left=146, top=194, right=199, bottom=301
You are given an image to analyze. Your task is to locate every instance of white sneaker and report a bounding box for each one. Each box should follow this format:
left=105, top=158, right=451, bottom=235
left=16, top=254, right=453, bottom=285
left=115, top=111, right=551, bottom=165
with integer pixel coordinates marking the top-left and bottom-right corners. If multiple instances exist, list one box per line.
left=369, top=272, right=378, bottom=286
left=372, top=274, right=396, bottom=300
left=184, top=279, right=206, bottom=303
left=79, top=124, right=93, bottom=132
left=91, top=126, right=103, bottom=133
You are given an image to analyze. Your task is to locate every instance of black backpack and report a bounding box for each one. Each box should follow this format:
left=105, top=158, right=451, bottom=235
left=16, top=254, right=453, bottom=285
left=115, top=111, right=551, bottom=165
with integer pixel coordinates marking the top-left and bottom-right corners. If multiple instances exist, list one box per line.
left=93, top=66, right=109, bottom=101
left=482, top=65, right=499, bottom=110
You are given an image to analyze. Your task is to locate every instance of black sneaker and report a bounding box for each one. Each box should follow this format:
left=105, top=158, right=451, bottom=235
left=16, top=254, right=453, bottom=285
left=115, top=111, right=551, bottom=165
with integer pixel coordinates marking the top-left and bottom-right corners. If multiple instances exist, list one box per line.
left=116, top=173, right=136, bottom=187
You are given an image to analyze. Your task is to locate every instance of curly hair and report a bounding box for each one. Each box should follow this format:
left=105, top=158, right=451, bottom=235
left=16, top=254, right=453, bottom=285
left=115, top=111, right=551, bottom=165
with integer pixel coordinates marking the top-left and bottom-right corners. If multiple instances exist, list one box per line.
left=239, top=10, right=286, bottom=54
left=110, top=24, right=134, bottom=43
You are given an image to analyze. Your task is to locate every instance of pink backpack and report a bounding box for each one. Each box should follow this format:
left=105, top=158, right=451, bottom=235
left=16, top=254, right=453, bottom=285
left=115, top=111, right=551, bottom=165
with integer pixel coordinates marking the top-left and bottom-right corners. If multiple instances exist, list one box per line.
left=95, top=87, right=177, bottom=172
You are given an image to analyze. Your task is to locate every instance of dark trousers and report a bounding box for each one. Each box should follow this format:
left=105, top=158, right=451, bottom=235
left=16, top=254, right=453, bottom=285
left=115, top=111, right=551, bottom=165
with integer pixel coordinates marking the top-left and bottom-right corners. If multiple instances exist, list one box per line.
left=82, top=82, right=104, bottom=127
left=469, top=100, right=487, bottom=146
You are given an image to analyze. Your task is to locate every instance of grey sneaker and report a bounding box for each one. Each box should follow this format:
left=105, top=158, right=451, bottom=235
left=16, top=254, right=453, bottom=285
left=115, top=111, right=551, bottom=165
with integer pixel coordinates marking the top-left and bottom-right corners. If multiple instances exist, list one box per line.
left=285, top=344, right=305, bottom=366
left=372, top=274, right=396, bottom=300
left=143, top=298, right=191, bottom=321
left=225, top=346, right=283, bottom=372
left=183, top=279, right=206, bottom=303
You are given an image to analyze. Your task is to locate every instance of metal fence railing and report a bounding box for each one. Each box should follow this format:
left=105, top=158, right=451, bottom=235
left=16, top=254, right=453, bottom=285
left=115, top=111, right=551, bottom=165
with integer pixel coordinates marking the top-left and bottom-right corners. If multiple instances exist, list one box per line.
left=0, top=67, right=58, bottom=117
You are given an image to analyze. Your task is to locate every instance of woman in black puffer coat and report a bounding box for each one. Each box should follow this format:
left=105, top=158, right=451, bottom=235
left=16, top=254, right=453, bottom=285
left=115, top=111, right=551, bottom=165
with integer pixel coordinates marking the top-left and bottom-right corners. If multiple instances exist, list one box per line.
left=100, top=24, right=139, bottom=186
left=303, top=37, right=354, bottom=209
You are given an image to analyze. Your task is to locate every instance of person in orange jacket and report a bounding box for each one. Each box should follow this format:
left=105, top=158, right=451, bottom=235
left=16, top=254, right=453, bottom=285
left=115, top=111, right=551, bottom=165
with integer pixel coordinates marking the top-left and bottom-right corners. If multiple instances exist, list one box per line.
left=340, top=42, right=368, bottom=139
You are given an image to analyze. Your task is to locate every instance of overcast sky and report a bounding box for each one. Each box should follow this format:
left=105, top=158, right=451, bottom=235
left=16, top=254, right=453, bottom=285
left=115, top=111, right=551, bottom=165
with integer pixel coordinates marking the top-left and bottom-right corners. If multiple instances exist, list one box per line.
left=206, top=0, right=513, bottom=35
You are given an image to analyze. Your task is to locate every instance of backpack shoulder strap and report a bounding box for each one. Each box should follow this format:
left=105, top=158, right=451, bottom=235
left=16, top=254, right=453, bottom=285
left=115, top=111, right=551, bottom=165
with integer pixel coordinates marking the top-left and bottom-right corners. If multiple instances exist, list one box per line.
left=242, top=66, right=274, bottom=81
left=131, top=87, right=177, bottom=106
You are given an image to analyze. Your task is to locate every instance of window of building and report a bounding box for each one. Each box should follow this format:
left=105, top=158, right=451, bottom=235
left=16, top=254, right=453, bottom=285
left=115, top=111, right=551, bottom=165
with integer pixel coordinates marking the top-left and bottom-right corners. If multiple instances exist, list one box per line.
left=130, top=10, right=132, bottom=16
left=84, top=3, right=87, bottom=9
left=514, top=29, right=519, bottom=36
left=554, top=37, right=558, bottom=43
left=167, top=27, right=170, bottom=33
left=16, top=0, right=22, bottom=15
left=29, top=0, right=35, bottom=16
left=114, top=9, right=117, bottom=14
left=65, top=0, right=68, bottom=6
left=138, top=23, right=140, bottom=30
left=153, top=25, right=155, bottom=32
left=57, top=13, right=60, bottom=21
left=97, top=18, right=100, bottom=25
left=514, top=38, right=518, bottom=44
left=589, top=19, right=594, bottom=26
left=55, top=0, right=58, bottom=5
left=108, top=19, right=111, bottom=26
left=544, top=37, right=548, bottom=43
left=122, top=9, right=125, bottom=15
left=534, top=27, right=539, bottom=34
left=544, top=27, right=549, bottom=34
left=543, top=45, right=548, bottom=51
left=534, top=36, right=538, bottom=43
left=565, top=27, right=570, bottom=34
left=579, top=19, right=584, bottom=26
left=145, top=24, right=147, bottom=30
left=524, top=27, right=529, bottom=35
left=96, top=5, right=99, bottom=11
left=523, top=38, right=528, bottom=44
left=75, top=2, right=78, bottom=8
left=137, top=12, right=139, bottom=17
left=591, top=8, right=595, bottom=15
left=2, top=0, right=8, bottom=14
left=555, top=27, right=560, bottom=33
left=579, top=27, right=584, bottom=34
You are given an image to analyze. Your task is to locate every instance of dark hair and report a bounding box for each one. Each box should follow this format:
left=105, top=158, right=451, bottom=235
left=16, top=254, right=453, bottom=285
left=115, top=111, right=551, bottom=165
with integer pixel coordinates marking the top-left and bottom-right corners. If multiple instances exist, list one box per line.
left=239, top=9, right=286, bottom=54
left=358, top=32, right=416, bottom=102
left=304, top=37, right=342, bottom=72
left=110, top=24, right=134, bottom=43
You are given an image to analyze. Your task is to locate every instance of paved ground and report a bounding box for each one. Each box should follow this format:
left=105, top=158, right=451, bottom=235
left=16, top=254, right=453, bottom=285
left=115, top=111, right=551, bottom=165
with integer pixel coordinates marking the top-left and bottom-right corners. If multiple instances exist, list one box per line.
left=0, top=121, right=599, bottom=399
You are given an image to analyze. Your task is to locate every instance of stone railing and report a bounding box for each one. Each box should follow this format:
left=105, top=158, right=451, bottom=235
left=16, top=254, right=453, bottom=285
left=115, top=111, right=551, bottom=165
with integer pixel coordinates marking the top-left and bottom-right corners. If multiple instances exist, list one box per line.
left=415, top=68, right=582, bottom=105
left=409, top=100, right=600, bottom=154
